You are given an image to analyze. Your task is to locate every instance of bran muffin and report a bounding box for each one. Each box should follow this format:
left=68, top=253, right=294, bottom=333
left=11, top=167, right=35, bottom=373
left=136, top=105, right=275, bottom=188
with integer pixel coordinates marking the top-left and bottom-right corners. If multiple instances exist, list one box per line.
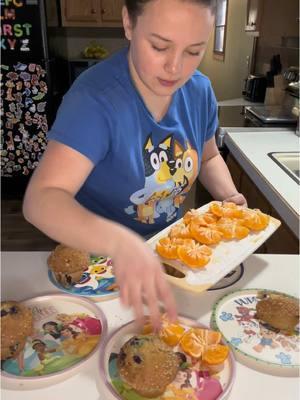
left=256, top=291, right=299, bottom=334
left=117, top=335, right=180, bottom=398
left=47, top=244, right=90, bottom=287
left=1, top=301, right=33, bottom=360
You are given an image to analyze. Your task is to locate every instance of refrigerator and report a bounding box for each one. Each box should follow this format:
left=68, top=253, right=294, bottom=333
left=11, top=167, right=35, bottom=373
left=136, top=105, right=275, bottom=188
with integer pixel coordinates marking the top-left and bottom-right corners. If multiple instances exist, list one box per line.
left=1, top=0, right=59, bottom=197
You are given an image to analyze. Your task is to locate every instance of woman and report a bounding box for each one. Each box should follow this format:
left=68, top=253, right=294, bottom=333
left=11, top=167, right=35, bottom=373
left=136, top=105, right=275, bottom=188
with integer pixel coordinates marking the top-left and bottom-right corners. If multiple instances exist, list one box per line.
left=23, top=0, right=246, bottom=328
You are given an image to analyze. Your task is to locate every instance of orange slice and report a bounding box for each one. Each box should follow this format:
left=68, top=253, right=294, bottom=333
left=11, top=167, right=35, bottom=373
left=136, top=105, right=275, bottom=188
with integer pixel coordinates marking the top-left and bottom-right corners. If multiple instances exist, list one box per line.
left=202, top=344, right=229, bottom=365
left=169, top=222, right=192, bottom=239
left=192, top=328, right=222, bottom=346
left=190, top=223, right=223, bottom=245
left=156, top=237, right=179, bottom=259
left=216, top=220, right=249, bottom=240
left=210, top=201, right=243, bottom=219
left=180, top=329, right=205, bottom=359
left=159, top=322, right=186, bottom=347
left=242, top=209, right=270, bottom=231
left=177, top=242, right=211, bottom=268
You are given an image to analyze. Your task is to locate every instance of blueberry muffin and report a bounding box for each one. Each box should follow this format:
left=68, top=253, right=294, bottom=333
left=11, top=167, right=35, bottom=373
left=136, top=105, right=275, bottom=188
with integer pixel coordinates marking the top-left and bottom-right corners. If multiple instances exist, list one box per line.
left=1, top=301, right=33, bottom=360
left=256, top=291, right=299, bottom=334
left=117, top=335, right=180, bottom=398
left=47, top=244, right=90, bottom=287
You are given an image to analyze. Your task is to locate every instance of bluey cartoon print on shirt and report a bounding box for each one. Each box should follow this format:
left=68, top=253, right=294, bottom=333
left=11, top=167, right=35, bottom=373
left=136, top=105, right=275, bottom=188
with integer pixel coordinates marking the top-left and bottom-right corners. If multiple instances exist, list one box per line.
left=125, top=134, right=199, bottom=224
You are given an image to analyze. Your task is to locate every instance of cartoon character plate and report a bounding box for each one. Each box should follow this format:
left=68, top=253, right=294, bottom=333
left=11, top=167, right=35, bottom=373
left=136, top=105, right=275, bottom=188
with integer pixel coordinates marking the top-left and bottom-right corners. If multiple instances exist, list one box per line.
left=211, top=289, right=300, bottom=377
left=147, top=202, right=281, bottom=294
left=99, top=316, right=236, bottom=400
left=48, top=255, right=119, bottom=302
left=1, top=294, right=107, bottom=390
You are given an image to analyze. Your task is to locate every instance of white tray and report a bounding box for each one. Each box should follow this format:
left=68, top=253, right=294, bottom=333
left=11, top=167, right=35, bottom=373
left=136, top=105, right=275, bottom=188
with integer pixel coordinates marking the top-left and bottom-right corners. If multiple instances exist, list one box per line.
left=147, top=202, right=281, bottom=293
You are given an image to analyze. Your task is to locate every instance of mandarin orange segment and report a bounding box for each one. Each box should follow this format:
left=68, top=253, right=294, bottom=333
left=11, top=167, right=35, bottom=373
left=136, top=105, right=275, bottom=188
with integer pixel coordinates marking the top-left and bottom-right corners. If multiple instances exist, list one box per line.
left=180, top=329, right=205, bottom=359
left=242, top=209, right=270, bottom=231
left=169, top=222, right=192, bottom=239
left=202, top=344, right=229, bottom=365
left=193, top=328, right=222, bottom=346
left=190, top=223, right=223, bottom=245
left=156, top=237, right=179, bottom=259
left=159, top=323, right=186, bottom=347
left=183, top=209, right=201, bottom=225
left=177, top=242, right=211, bottom=268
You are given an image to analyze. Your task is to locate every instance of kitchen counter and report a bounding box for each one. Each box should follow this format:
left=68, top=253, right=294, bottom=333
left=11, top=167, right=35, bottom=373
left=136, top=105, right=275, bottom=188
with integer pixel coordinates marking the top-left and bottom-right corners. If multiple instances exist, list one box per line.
left=1, top=252, right=299, bottom=400
left=218, top=98, right=264, bottom=107
left=224, top=128, right=300, bottom=237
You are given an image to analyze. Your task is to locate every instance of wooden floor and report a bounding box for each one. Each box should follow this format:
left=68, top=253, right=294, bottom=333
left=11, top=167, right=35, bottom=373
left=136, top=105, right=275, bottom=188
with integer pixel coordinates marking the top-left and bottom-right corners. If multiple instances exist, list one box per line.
left=1, top=200, right=57, bottom=251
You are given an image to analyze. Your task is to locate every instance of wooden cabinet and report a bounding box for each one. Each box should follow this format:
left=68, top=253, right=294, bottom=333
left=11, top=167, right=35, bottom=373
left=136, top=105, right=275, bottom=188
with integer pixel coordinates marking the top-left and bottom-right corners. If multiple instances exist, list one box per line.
left=245, top=0, right=263, bottom=34
left=45, top=0, right=60, bottom=27
left=226, top=153, right=299, bottom=254
left=60, top=0, right=123, bottom=27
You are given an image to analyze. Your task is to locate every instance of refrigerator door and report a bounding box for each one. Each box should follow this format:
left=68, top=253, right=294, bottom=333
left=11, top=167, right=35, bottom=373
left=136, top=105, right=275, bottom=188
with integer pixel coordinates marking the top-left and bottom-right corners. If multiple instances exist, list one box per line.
left=1, top=0, right=50, bottom=178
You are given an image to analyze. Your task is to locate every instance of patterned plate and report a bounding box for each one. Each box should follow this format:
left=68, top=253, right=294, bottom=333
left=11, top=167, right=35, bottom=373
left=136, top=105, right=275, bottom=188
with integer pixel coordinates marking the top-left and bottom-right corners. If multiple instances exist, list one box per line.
left=99, top=316, right=236, bottom=400
left=211, top=289, right=300, bottom=377
left=48, top=255, right=119, bottom=302
left=1, top=294, right=107, bottom=390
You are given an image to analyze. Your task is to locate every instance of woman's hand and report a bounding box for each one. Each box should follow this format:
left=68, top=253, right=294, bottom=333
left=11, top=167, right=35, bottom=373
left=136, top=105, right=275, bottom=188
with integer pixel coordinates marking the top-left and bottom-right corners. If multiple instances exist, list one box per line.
left=223, top=192, right=247, bottom=207
left=111, top=229, right=177, bottom=330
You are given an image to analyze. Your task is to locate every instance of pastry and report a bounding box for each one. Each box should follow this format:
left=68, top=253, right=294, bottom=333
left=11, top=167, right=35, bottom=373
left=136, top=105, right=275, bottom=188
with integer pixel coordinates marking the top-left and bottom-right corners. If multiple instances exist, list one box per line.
left=117, top=335, right=180, bottom=398
left=1, top=301, right=33, bottom=360
left=256, top=291, right=299, bottom=334
left=47, top=244, right=90, bottom=287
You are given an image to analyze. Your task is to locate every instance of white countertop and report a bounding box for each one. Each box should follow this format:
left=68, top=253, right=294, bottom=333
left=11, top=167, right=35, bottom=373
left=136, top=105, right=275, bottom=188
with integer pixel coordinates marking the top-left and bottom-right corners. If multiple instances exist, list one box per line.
left=1, top=252, right=299, bottom=400
left=218, top=98, right=264, bottom=107
left=224, top=129, right=300, bottom=237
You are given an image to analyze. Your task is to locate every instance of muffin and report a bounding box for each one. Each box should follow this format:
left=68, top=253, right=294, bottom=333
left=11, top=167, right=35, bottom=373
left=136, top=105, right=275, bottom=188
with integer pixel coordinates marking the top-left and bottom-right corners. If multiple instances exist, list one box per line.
left=117, top=335, right=180, bottom=398
left=47, top=244, right=90, bottom=287
left=256, top=291, right=299, bottom=334
left=1, top=301, right=33, bottom=360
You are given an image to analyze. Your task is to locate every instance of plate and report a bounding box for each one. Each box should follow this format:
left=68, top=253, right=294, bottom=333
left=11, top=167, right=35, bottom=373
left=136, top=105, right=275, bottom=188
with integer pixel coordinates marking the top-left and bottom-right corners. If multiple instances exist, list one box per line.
left=48, top=255, right=119, bottom=302
left=1, top=293, right=107, bottom=390
left=147, top=202, right=281, bottom=293
left=99, top=316, right=236, bottom=400
left=211, top=289, right=300, bottom=377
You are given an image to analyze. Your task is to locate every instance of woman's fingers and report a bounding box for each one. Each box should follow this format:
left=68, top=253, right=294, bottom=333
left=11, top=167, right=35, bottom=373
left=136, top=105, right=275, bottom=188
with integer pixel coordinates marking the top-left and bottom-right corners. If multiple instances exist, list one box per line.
left=143, top=277, right=162, bottom=331
left=127, top=281, right=145, bottom=328
left=156, top=271, right=177, bottom=321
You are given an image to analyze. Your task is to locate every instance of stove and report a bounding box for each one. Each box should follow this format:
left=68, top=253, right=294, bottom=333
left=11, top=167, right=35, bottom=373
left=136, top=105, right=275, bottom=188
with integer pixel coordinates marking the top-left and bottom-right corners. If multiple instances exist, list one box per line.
left=216, top=106, right=297, bottom=149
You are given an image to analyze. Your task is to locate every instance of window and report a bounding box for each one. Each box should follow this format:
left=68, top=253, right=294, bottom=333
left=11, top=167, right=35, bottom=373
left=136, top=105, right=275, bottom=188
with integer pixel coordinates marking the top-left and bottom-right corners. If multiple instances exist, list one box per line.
left=213, top=0, right=228, bottom=59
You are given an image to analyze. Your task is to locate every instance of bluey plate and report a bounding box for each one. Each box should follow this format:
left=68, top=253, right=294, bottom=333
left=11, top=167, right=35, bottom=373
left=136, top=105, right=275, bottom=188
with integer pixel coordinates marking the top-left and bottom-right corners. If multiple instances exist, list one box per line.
left=1, top=293, right=107, bottom=390
left=48, top=255, right=119, bottom=302
left=99, top=316, right=236, bottom=400
left=211, top=289, right=300, bottom=377
left=147, top=202, right=281, bottom=293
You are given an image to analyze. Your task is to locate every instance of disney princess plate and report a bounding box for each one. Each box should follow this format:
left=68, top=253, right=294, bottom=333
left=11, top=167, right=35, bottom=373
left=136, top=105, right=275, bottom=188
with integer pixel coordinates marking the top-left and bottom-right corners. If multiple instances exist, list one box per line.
left=1, top=293, right=107, bottom=390
left=99, top=316, right=236, bottom=400
left=211, top=289, right=300, bottom=377
left=48, top=255, right=119, bottom=302
left=147, top=202, right=281, bottom=293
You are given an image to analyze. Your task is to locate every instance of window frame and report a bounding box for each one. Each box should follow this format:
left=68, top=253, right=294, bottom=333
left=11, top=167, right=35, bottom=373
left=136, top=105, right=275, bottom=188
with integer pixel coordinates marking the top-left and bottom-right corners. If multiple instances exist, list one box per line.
left=213, top=0, right=229, bottom=60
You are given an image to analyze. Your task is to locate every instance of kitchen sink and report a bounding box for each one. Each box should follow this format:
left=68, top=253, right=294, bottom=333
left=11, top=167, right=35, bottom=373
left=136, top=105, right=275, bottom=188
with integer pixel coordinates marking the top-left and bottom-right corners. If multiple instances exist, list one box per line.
left=268, top=152, right=300, bottom=185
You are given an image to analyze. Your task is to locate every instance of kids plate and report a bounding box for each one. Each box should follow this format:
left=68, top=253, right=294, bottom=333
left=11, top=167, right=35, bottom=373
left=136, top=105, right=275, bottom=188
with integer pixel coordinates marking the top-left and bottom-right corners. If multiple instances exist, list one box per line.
left=99, top=316, right=236, bottom=400
left=1, top=293, right=107, bottom=390
left=48, top=255, right=119, bottom=302
left=211, top=289, right=300, bottom=377
left=147, top=202, right=281, bottom=293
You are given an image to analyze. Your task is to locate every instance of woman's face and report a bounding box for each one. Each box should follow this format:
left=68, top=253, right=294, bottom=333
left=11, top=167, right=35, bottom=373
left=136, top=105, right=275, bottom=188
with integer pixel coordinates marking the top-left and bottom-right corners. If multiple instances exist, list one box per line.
left=123, top=0, right=215, bottom=98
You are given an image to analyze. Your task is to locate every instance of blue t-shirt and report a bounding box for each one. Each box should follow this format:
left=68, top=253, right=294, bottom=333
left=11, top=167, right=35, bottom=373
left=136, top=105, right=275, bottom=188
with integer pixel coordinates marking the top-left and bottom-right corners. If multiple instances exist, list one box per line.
left=48, top=47, right=218, bottom=237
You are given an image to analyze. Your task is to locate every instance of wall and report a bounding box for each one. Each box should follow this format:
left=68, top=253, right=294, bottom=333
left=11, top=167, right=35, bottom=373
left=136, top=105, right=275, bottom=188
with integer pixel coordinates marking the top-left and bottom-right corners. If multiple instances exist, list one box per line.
left=255, top=0, right=299, bottom=74
left=200, top=0, right=254, bottom=101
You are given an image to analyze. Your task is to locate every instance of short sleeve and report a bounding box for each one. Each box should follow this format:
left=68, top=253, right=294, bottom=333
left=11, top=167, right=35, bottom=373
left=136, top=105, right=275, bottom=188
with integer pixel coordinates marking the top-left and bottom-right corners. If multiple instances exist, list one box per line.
left=205, top=82, right=219, bottom=142
left=48, top=83, right=113, bottom=165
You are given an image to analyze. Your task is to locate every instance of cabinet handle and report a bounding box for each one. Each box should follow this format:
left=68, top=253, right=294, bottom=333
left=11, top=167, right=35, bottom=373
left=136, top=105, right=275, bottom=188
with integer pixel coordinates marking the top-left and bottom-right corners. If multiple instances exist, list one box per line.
left=101, top=8, right=106, bottom=15
left=91, top=8, right=96, bottom=14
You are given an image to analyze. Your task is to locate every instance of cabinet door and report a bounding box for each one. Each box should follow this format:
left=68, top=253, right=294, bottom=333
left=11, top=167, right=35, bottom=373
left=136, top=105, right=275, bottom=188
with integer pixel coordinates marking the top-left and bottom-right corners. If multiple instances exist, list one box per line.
left=61, top=0, right=101, bottom=27
left=46, top=0, right=59, bottom=27
left=100, top=0, right=123, bottom=27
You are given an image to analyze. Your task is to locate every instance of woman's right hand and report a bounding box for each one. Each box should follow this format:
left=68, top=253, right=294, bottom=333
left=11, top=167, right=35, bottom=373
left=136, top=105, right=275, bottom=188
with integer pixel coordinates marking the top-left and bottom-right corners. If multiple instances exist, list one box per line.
left=111, top=228, right=177, bottom=330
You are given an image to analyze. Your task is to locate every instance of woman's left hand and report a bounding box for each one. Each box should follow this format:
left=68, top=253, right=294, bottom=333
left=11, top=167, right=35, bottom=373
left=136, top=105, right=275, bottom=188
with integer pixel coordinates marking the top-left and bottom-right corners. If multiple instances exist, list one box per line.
left=223, top=192, right=247, bottom=207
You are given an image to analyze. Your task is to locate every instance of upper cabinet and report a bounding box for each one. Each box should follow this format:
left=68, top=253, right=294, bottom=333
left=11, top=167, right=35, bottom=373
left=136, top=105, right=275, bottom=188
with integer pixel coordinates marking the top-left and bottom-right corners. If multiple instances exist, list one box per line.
left=245, top=0, right=263, bottom=35
left=60, top=0, right=123, bottom=27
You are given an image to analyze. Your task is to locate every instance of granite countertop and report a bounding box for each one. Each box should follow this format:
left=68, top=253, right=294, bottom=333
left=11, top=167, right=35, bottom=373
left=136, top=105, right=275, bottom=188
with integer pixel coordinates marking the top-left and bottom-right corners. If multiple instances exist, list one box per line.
left=224, top=128, right=299, bottom=237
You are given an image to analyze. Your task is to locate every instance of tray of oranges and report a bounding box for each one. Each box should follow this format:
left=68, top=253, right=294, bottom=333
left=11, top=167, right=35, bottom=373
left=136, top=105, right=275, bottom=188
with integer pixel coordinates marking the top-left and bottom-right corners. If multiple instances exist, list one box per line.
left=147, top=201, right=281, bottom=293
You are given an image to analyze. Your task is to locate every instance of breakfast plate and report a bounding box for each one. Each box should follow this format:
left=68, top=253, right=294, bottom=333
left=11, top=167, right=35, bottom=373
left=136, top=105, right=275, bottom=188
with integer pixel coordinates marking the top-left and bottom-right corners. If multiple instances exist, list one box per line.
left=211, top=289, right=300, bottom=377
left=1, top=294, right=107, bottom=390
left=99, top=316, right=236, bottom=400
left=48, top=255, right=119, bottom=302
left=147, top=202, right=281, bottom=293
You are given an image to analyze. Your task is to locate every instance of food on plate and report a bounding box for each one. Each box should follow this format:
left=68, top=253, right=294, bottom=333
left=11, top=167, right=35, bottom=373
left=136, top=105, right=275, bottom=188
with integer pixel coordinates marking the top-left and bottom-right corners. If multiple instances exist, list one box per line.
left=215, top=218, right=250, bottom=240
left=210, top=201, right=244, bottom=219
left=189, top=222, right=223, bottom=245
left=117, top=335, right=180, bottom=398
left=47, top=244, right=90, bottom=287
left=202, top=344, right=230, bottom=374
left=1, top=301, right=33, bottom=360
left=177, top=241, right=212, bottom=268
left=255, top=291, right=299, bottom=334
left=241, top=208, right=270, bottom=231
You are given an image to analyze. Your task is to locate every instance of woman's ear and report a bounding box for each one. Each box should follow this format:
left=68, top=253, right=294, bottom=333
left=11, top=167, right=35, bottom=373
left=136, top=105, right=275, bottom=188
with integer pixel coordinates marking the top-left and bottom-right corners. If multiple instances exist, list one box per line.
left=122, top=6, right=133, bottom=41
